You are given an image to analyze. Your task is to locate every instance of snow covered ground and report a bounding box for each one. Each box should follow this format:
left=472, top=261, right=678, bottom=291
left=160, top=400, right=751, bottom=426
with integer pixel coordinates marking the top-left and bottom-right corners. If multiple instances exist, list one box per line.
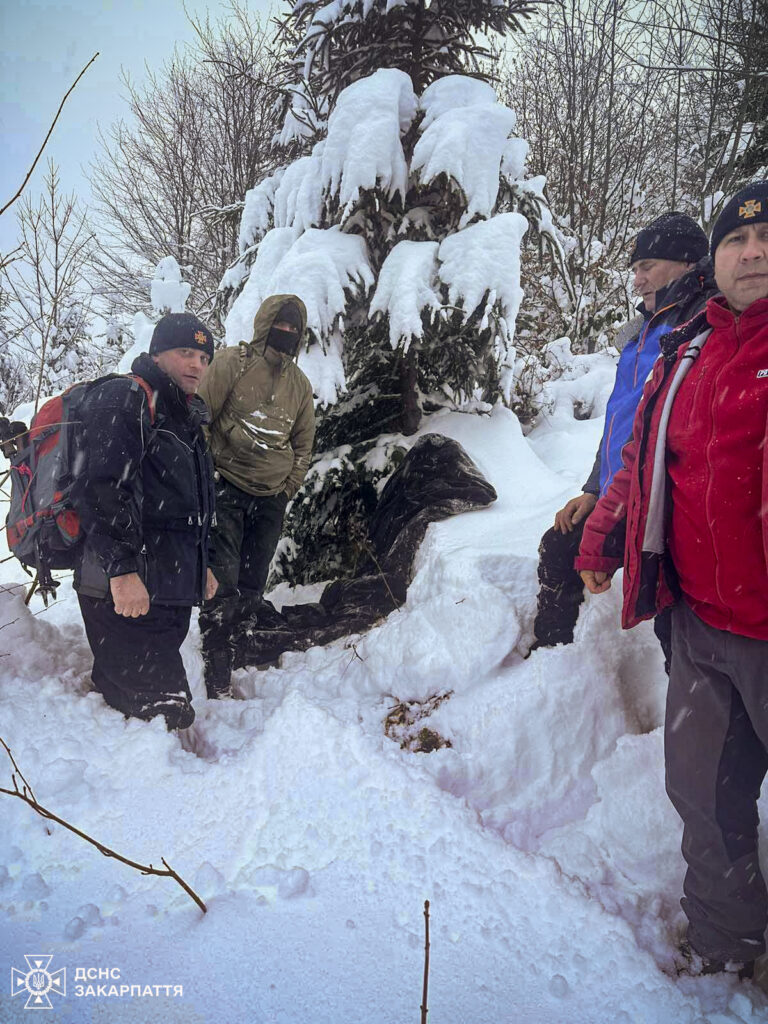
left=1, top=356, right=767, bottom=1023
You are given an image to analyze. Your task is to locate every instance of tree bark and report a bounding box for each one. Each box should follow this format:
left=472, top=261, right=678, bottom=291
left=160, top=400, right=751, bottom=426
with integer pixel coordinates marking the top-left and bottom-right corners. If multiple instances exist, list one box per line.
left=399, top=349, right=421, bottom=436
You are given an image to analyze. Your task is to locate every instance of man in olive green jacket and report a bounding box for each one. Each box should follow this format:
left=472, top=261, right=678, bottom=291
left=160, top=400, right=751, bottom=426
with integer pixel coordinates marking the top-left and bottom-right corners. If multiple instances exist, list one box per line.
left=199, top=293, right=315, bottom=696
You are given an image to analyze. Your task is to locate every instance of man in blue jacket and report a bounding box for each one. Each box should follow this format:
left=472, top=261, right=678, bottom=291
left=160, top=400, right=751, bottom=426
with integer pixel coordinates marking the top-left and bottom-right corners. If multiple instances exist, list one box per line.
left=529, top=212, right=715, bottom=662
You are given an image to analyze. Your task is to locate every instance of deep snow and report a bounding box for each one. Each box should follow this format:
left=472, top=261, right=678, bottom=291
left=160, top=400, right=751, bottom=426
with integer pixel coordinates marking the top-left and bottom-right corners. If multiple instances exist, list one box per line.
left=1, top=358, right=767, bottom=1023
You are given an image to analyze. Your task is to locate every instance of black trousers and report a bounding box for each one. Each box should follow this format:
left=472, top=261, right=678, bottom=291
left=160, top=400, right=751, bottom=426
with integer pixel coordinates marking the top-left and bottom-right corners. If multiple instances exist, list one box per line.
left=533, top=519, right=673, bottom=669
left=533, top=522, right=587, bottom=646
left=77, top=594, right=193, bottom=728
left=666, top=601, right=768, bottom=962
left=200, top=478, right=288, bottom=656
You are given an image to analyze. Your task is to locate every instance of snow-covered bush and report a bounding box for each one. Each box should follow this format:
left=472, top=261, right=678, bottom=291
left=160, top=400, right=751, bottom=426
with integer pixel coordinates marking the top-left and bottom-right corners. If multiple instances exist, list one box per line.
left=150, top=256, right=191, bottom=315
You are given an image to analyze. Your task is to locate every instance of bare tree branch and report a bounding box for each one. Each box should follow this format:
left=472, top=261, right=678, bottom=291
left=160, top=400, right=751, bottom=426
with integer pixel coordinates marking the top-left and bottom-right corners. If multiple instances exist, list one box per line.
left=0, top=737, right=207, bottom=915
left=0, top=53, right=99, bottom=218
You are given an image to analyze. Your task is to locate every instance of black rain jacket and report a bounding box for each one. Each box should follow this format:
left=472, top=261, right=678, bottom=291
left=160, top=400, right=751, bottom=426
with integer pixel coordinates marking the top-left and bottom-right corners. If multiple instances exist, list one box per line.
left=73, top=354, right=215, bottom=606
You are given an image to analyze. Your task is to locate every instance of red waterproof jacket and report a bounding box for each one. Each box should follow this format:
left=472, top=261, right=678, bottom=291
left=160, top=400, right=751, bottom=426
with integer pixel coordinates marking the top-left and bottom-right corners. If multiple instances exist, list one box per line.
left=575, top=296, right=768, bottom=637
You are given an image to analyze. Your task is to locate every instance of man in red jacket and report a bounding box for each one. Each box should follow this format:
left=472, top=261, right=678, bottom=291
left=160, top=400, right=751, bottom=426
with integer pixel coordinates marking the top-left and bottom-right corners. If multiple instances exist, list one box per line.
left=576, top=181, right=768, bottom=979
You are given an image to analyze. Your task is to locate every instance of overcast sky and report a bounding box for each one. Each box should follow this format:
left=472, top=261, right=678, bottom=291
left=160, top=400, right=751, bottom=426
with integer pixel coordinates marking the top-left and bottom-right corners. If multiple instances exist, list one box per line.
left=0, top=0, right=275, bottom=254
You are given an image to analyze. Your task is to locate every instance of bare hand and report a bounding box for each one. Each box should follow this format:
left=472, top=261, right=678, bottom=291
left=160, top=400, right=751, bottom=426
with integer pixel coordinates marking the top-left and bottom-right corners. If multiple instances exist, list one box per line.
left=580, top=569, right=611, bottom=594
left=554, top=493, right=597, bottom=534
left=205, top=568, right=219, bottom=601
left=110, top=572, right=150, bottom=617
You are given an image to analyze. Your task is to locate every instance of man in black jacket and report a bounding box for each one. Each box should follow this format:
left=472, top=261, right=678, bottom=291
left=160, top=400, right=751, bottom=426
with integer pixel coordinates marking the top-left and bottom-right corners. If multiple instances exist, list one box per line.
left=529, top=213, right=716, bottom=662
left=73, top=313, right=218, bottom=730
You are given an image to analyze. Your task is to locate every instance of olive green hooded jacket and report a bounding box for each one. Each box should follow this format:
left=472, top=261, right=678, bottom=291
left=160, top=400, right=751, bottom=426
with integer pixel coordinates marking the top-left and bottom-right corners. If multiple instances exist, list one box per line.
left=199, top=294, right=315, bottom=499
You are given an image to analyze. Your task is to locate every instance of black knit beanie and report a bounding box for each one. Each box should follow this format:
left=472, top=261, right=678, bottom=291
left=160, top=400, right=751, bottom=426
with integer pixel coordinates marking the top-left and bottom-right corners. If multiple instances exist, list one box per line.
left=149, top=313, right=215, bottom=362
left=629, top=212, right=708, bottom=266
left=710, top=181, right=768, bottom=255
left=274, top=301, right=302, bottom=330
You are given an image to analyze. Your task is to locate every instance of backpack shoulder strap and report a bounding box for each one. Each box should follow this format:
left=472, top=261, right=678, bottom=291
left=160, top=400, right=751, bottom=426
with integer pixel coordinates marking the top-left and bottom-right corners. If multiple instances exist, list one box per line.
left=236, top=341, right=252, bottom=380
left=124, top=374, right=157, bottom=424
left=216, top=342, right=255, bottom=415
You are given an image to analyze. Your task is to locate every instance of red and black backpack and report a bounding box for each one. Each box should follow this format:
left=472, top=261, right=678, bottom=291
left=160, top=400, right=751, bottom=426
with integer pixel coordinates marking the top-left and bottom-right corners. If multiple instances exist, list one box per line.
left=5, top=375, right=156, bottom=594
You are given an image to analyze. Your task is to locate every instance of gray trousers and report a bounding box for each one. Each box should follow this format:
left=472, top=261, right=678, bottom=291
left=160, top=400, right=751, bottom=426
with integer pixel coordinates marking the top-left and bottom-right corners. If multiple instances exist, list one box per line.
left=666, top=601, right=768, bottom=961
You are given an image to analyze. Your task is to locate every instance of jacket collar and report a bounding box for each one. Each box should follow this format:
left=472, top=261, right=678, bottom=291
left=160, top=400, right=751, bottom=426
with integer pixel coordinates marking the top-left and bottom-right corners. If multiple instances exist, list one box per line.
left=131, top=352, right=194, bottom=418
left=659, top=309, right=709, bottom=361
left=658, top=292, right=768, bottom=362
left=636, top=257, right=716, bottom=322
left=706, top=294, right=768, bottom=332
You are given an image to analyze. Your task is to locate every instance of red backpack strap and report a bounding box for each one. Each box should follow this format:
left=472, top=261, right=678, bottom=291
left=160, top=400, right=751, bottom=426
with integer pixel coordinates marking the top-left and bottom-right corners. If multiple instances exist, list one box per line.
left=125, top=374, right=157, bottom=424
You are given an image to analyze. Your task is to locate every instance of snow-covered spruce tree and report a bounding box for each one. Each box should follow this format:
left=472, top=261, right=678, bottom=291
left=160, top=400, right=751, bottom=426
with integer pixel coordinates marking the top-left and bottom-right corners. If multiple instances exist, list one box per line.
left=218, top=2, right=560, bottom=585
left=274, top=0, right=537, bottom=133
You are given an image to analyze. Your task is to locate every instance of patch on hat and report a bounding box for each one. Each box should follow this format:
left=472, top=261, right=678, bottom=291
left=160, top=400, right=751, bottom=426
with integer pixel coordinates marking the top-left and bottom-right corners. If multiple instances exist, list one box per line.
left=739, top=199, right=762, bottom=219
left=194, top=330, right=207, bottom=346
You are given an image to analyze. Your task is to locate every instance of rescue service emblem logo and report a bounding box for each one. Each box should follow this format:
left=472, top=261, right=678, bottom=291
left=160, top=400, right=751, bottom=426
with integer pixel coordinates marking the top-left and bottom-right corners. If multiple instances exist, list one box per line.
left=194, top=330, right=207, bottom=346
left=739, top=199, right=762, bottom=219
left=11, top=954, right=66, bottom=1009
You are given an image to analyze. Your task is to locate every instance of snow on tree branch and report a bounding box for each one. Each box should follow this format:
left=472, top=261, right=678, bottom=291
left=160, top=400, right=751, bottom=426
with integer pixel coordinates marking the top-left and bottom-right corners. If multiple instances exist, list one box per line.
left=320, top=68, right=418, bottom=213
left=438, top=212, right=527, bottom=335
left=369, top=240, right=441, bottom=350
left=413, top=76, right=522, bottom=224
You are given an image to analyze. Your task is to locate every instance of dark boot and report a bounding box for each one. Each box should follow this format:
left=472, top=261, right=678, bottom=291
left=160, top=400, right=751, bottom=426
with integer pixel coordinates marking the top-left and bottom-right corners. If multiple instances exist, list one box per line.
left=204, top=647, right=233, bottom=699
left=156, top=695, right=196, bottom=730
left=131, top=692, right=195, bottom=731
left=676, top=939, right=754, bottom=980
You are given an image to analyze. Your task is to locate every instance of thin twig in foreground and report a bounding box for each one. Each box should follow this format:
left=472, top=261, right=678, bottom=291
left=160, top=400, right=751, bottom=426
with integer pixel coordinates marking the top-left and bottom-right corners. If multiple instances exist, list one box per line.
left=421, top=899, right=430, bottom=1024
left=0, top=737, right=206, bottom=914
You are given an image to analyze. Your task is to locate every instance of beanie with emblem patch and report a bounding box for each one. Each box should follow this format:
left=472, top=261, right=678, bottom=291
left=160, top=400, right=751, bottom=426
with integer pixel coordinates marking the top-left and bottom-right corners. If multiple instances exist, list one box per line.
left=149, top=313, right=215, bottom=362
left=710, top=181, right=768, bottom=256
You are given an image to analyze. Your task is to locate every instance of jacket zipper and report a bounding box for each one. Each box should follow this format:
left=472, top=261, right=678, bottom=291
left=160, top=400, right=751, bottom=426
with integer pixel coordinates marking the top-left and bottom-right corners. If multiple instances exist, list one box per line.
left=705, top=319, right=740, bottom=619
left=602, top=304, right=678, bottom=493
left=633, top=302, right=676, bottom=387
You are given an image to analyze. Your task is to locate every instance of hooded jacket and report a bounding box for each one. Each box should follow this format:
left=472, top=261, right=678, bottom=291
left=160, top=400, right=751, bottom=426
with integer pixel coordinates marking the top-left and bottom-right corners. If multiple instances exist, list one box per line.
left=199, top=294, right=315, bottom=499
left=575, top=297, right=768, bottom=639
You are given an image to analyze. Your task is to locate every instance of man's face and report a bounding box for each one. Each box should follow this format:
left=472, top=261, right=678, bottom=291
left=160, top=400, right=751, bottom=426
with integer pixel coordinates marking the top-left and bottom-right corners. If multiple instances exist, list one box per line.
left=631, top=258, right=692, bottom=313
left=153, top=347, right=210, bottom=394
left=265, top=319, right=300, bottom=366
left=714, top=222, right=768, bottom=313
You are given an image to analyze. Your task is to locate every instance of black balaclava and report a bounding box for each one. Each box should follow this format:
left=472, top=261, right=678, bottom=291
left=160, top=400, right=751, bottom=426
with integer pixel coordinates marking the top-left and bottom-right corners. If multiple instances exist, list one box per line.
left=266, top=301, right=302, bottom=357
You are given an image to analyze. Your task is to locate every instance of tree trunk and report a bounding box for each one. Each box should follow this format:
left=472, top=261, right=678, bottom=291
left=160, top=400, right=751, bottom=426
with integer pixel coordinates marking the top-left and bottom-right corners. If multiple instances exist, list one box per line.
left=399, top=349, right=421, bottom=436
